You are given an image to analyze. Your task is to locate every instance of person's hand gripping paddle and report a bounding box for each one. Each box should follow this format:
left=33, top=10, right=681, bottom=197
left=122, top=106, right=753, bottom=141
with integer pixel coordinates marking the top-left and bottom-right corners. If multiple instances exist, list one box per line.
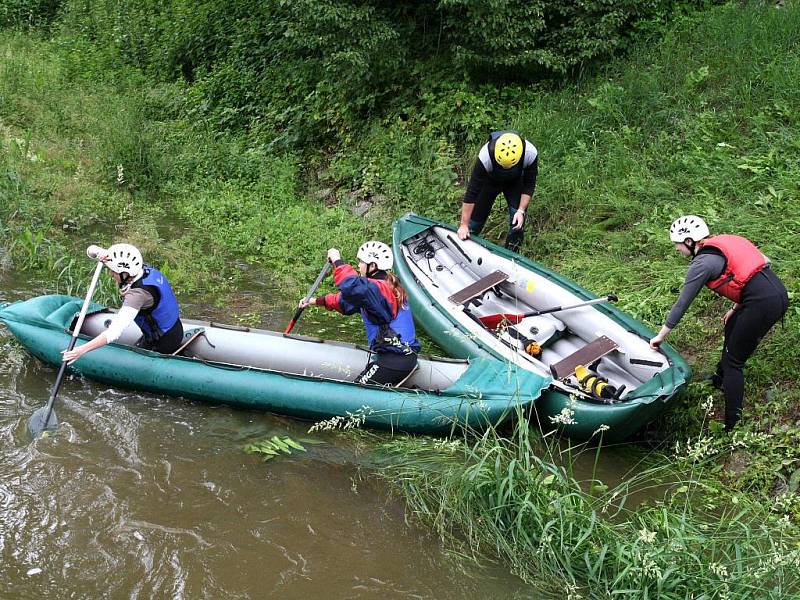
left=28, top=255, right=105, bottom=438
left=284, top=260, right=332, bottom=335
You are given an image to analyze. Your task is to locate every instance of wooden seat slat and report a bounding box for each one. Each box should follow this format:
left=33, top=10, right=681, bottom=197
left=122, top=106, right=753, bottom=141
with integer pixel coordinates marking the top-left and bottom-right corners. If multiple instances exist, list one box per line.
left=448, top=270, right=508, bottom=306
left=171, top=329, right=206, bottom=356
left=549, top=335, right=618, bottom=380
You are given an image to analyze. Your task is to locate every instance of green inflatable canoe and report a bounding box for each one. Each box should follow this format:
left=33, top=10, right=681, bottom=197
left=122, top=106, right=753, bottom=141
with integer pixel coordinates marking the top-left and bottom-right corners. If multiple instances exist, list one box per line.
left=0, top=295, right=550, bottom=434
left=393, top=213, right=691, bottom=441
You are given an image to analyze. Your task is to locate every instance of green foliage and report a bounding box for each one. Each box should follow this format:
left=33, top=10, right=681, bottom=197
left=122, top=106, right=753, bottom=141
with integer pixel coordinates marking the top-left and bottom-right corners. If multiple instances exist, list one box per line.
left=0, top=0, right=61, bottom=29
left=53, top=0, right=411, bottom=142
left=4, top=0, right=717, bottom=143
left=438, top=0, right=679, bottom=77
left=0, top=33, right=244, bottom=298
left=2, top=6, right=800, bottom=594
left=329, top=122, right=460, bottom=219
left=244, top=435, right=307, bottom=461
left=1, top=2, right=798, bottom=504
left=374, top=417, right=800, bottom=598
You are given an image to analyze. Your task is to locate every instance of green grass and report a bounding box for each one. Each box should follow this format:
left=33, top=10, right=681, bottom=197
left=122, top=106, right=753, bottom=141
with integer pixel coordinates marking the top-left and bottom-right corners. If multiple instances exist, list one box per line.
left=1, top=4, right=799, bottom=596
left=371, top=413, right=800, bottom=599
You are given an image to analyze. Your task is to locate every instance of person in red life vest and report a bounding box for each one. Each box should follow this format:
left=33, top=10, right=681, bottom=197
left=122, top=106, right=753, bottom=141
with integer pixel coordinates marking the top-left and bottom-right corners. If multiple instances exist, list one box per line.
left=457, top=130, right=538, bottom=252
left=650, top=216, right=788, bottom=431
left=298, top=241, right=421, bottom=386
left=62, top=243, right=184, bottom=364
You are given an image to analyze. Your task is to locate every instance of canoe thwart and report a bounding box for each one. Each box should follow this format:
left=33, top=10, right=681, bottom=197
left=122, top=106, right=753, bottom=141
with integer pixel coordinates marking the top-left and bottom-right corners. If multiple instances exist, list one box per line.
left=550, top=335, right=619, bottom=380
left=448, top=270, right=508, bottom=306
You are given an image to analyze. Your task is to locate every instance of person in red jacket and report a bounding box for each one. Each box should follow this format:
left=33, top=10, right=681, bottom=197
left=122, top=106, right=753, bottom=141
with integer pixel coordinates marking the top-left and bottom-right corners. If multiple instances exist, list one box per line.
left=650, top=216, right=788, bottom=431
left=298, top=241, right=421, bottom=386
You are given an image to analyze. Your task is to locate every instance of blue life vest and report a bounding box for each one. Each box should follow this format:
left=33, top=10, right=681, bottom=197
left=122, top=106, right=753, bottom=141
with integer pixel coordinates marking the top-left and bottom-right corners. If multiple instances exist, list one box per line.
left=132, top=266, right=180, bottom=343
left=360, top=302, right=420, bottom=355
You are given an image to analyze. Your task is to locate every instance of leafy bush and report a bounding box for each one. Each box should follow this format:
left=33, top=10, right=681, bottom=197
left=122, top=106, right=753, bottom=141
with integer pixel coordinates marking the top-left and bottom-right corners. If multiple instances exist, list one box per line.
left=0, top=0, right=61, bottom=29
left=438, top=0, right=658, bottom=77
left=55, top=0, right=410, bottom=142
left=4, top=0, right=718, bottom=143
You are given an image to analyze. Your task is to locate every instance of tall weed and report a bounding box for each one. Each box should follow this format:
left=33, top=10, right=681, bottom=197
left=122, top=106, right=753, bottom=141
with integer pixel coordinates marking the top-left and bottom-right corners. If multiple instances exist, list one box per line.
left=374, top=411, right=800, bottom=598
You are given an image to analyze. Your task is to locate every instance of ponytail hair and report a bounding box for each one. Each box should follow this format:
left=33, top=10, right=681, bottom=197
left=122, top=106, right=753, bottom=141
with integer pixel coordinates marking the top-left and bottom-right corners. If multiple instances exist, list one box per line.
left=385, top=271, right=408, bottom=307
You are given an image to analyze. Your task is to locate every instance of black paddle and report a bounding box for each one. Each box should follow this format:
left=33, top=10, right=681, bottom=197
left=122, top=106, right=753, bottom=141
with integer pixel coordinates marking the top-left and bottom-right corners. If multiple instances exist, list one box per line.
left=478, top=294, right=618, bottom=330
left=28, top=260, right=105, bottom=438
left=284, top=261, right=332, bottom=334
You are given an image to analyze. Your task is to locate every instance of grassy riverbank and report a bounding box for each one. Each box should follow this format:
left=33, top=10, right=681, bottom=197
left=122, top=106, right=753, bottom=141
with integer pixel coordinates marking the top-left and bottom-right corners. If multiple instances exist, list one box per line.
left=372, top=416, right=800, bottom=598
left=1, top=3, right=799, bottom=596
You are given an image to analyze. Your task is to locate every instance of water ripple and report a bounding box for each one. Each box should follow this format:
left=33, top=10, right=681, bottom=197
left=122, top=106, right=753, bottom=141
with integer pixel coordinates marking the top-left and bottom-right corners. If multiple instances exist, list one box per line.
left=0, top=277, right=534, bottom=599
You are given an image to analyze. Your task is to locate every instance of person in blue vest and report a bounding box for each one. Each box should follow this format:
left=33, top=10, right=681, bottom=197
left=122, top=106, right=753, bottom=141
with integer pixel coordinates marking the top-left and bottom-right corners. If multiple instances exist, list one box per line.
left=62, top=243, right=184, bottom=363
left=649, top=216, right=788, bottom=431
left=298, top=241, right=421, bottom=386
left=457, top=130, right=538, bottom=252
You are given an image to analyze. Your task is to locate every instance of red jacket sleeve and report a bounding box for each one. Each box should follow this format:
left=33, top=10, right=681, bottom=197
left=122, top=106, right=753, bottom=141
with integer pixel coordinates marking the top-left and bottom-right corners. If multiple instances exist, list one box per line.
left=317, top=261, right=361, bottom=315
left=318, top=292, right=344, bottom=313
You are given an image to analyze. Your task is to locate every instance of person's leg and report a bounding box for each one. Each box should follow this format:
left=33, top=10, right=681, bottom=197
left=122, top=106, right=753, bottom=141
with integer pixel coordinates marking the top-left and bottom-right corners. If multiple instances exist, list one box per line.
left=718, top=309, right=745, bottom=430
left=719, top=299, right=783, bottom=431
left=153, top=320, right=184, bottom=354
left=502, top=180, right=525, bottom=252
left=356, top=353, right=418, bottom=386
left=468, top=183, right=502, bottom=236
left=711, top=315, right=738, bottom=390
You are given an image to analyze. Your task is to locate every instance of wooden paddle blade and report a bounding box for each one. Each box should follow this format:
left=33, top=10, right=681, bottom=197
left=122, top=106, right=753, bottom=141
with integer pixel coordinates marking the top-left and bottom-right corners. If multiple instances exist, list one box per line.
left=477, top=312, right=524, bottom=329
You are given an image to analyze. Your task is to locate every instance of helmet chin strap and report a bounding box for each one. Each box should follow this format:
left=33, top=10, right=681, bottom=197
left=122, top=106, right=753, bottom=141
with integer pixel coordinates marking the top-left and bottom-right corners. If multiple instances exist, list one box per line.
left=684, top=239, right=697, bottom=257
left=118, top=270, right=143, bottom=294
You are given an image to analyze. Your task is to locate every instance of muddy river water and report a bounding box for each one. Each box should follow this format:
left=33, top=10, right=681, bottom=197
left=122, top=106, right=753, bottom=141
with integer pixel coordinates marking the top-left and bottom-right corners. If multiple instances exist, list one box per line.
left=0, top=271, right=544, bottom=599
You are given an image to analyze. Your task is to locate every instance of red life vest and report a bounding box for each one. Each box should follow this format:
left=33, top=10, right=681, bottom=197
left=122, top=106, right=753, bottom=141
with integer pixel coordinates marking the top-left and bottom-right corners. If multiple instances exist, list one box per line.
left=701, top=235, right=766, bottom=303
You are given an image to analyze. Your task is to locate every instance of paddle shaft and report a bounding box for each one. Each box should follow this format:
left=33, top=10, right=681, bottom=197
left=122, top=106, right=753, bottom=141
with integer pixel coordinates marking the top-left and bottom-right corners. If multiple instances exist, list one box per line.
left=39, top=260, right=105, bottom=429
left=519, top=294, right=617, bottom=319
left=478, top=294, right=618, bottom=329
left=446, top=234, right=472, bottom=263
left=284, top=261, right=331, bottom=334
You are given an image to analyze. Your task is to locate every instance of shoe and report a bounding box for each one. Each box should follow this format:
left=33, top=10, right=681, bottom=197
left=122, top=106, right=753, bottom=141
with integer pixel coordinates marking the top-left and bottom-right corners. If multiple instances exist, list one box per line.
left=699, top=372, right=723, bottom=390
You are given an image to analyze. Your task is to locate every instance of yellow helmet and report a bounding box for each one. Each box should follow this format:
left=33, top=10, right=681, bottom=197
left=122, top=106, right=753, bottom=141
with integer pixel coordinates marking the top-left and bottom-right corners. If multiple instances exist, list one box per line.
left=493, top=133, right=523, bottom=169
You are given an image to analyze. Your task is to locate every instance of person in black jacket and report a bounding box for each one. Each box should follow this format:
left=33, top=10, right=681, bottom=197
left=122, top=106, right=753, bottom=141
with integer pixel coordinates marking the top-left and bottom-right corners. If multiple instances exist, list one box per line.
left=457, top=130, right=538, bottom=252
left=650, top=216, right=788, bottom=431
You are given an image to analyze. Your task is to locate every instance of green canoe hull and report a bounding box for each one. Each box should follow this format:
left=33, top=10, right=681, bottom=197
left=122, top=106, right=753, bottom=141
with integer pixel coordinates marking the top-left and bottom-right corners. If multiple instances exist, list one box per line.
left=393, top=213, right=692, bottom=441
left=0, top=295, right=549, bottom=434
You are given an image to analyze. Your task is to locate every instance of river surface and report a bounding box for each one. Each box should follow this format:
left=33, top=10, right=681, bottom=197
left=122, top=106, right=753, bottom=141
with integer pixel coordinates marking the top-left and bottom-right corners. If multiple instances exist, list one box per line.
left=0, top=270, right=543, bottom=599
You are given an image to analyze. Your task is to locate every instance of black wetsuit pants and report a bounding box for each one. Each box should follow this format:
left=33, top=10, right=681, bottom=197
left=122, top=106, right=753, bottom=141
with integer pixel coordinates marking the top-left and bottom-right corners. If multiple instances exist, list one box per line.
left=138, top=319, right=184, bottom=354
left=715, top=268, right=788, bottom=431
left=467, top=178, right=525, bottom=252
left=356, top=351, right=418, bottom=386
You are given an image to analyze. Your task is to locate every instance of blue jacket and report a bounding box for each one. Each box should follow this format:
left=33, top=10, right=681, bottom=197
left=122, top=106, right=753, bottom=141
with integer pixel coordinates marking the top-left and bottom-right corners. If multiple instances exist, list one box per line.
left=320, top=262, right=421, bottom=355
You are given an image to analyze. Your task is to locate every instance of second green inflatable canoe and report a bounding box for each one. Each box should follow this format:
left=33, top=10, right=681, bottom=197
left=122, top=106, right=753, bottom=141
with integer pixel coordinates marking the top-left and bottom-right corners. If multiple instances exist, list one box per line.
left=393, top=213, right=691, bottom=441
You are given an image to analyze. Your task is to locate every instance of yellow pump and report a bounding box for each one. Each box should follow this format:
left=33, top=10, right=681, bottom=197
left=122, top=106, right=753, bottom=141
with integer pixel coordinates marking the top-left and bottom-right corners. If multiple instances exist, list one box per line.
left=574, top=364, right=617, bottom=400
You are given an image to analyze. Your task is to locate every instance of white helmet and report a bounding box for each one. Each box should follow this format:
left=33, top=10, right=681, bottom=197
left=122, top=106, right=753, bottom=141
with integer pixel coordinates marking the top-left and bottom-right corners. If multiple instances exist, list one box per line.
left=105, top=243, right=144, bottom=279
left=357, top=241, right=393, bottom=271
left=669, top=215, right=709, bottom=244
